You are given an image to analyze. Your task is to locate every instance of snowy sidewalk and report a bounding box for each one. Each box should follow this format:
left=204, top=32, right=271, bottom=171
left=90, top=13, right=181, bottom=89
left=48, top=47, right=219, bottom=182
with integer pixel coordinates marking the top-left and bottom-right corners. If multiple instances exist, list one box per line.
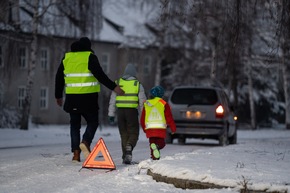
left=139, top=129, right=290, bottom=192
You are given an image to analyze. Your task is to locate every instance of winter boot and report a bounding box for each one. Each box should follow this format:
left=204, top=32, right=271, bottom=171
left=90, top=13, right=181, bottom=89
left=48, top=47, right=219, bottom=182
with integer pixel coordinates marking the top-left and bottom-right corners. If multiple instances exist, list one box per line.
left=72, top=150, right=81, bottom=163
left=123, top=144, right=132, bottom=164
left=150, top=143, right=160, bottom=160
left=79, top=141, right=91, bottom=159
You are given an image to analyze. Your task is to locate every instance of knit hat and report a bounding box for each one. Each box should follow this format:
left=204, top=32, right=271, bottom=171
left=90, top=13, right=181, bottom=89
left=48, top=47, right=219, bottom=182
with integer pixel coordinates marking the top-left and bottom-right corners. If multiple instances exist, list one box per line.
left=79, top=37, right=91, bottom=48
left=79, top=37, right=93, bottom=52
left=150, top=86, right=165, bottom=98
left=123, top=63, right=137, bottom=77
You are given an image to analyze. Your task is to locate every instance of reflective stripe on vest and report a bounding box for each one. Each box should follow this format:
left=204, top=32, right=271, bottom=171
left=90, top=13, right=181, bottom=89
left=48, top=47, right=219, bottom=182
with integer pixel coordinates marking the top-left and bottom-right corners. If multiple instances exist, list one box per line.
left=63, top=52, right=100, bottom=94
left=144, top=98, right=167, bottom=129
left=115, top=79, right=139, bottom=108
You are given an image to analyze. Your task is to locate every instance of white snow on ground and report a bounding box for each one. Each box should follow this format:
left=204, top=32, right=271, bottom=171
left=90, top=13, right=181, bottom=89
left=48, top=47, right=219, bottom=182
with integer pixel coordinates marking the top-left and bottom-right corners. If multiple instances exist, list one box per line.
left=0, top=125, right=289, bottom=193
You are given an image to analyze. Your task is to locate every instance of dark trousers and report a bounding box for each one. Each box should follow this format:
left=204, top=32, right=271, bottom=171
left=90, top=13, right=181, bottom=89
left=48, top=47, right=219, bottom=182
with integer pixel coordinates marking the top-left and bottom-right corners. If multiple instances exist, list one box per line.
left=117, top=108, right=140, bottom=159
left=149, top=137, right=166, bottom=158
left=69, top=111, right=99, bottom=152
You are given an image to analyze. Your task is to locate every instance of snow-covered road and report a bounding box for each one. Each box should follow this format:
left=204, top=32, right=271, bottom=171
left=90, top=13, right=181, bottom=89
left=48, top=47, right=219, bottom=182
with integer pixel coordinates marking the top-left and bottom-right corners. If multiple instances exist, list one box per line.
left=0, top=125, right=215, bottom=193
left=1, top=125, right=289, bottom=193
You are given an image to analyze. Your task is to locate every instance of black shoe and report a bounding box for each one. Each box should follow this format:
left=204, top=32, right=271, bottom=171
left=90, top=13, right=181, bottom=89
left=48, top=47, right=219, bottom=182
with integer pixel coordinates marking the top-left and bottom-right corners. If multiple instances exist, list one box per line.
left=123, top=144, right=132, bottom=164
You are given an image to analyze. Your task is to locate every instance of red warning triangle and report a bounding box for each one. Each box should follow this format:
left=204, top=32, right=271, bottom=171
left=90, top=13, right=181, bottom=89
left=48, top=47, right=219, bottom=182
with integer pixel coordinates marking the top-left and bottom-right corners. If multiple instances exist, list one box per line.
left=82, top=138, right=116, bottom=170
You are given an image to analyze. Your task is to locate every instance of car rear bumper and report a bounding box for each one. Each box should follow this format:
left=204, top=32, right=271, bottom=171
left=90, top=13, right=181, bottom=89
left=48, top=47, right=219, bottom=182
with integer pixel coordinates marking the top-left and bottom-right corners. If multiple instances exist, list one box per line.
left=172, top=120, right=226, bottom=136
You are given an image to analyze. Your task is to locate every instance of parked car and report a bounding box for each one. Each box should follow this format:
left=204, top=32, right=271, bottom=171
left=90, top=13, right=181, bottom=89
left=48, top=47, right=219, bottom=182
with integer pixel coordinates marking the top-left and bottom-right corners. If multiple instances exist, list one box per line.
left=166, top=85, right=237, bottom=146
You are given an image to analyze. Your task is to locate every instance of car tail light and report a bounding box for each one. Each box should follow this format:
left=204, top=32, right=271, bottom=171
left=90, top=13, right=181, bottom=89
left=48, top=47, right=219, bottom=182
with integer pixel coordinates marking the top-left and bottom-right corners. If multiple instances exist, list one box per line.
left=215, top=105, right=224, bottom=118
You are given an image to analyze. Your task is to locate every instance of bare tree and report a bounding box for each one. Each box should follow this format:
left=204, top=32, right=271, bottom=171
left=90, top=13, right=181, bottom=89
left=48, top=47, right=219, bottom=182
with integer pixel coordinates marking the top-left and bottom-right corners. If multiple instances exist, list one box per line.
left=224, top=0, right=241, bottom=108
left=20, top=0, right=41, bottom=130
left=156, top=0, right=284, bottom=128
left=154, top=0, right=171, bottom=86
left=158, top=1, right=239, bottom=87
left=19, top=0, right=72, bottom=129
left=243, top=0, right=257, bottom=130
left=278, top=0, right=290, bottom=129
left=56, top=0, right=102, bottom=38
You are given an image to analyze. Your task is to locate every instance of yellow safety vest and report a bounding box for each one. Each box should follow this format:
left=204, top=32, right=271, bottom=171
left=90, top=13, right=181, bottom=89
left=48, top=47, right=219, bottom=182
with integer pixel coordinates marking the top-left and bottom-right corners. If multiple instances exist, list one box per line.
left=115, top=79, right=139, bottom=108
left=63, top=52, right=100, bottom=94
left=144, top=97, right=167, bottom=129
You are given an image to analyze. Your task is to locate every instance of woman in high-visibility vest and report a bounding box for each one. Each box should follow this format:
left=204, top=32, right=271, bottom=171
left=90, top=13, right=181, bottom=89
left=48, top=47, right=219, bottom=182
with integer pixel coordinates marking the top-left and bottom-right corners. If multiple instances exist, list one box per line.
left=140, top=86, right=176, bottom=160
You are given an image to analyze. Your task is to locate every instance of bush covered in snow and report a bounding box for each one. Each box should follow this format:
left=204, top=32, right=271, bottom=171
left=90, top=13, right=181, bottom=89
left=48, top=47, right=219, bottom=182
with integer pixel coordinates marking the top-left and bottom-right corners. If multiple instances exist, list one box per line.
left=0, top=107, right=21, bottom=128
left=0, top=82, right=21, bottom=128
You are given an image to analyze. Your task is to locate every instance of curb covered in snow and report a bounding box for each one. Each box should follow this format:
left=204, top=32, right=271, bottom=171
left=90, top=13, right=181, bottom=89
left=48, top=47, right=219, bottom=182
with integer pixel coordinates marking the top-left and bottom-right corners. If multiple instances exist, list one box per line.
left=147, top=169, right=286, bottom=193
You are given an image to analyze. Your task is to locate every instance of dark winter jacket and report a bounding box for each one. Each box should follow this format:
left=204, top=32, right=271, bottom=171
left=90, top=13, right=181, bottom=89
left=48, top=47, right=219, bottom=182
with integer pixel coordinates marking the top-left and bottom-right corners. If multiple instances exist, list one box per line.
left=55, top=39, right=117, bottom=113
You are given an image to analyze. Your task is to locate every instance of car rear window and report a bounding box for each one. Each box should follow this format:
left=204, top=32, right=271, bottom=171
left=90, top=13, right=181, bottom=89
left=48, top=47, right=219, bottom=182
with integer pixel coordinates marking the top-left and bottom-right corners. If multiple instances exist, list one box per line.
left=170, top=88, right=218, bottom=105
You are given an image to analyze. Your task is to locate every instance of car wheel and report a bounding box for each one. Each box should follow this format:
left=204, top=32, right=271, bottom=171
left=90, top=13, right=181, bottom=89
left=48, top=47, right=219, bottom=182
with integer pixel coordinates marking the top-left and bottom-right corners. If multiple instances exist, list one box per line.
left=229, top=129, right=237, bottom=144
left=165, top=131, right=173, bottom=144
left=218, top=127, right=228, bottom=146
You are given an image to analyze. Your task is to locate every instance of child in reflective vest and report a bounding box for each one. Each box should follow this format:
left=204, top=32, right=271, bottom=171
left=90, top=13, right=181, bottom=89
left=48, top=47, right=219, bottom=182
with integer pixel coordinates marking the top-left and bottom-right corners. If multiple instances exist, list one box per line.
left=140, top=86, right=176, bottom=160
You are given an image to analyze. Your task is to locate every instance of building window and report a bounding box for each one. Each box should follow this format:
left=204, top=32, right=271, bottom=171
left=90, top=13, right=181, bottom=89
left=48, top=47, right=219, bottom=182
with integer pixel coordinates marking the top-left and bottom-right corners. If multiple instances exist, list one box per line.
left=19, top=47, right=27, bottom=69
left=40, top=87, right=48, bottom=109
left=101, top=53, right=110, bottom=73
left=18, top=86, right=26, bottom=108
left=0, top=46, right=3, bottom=68
left=143, top=56, right=151, bottom=75
left=40, top=48, right=49, bottom=70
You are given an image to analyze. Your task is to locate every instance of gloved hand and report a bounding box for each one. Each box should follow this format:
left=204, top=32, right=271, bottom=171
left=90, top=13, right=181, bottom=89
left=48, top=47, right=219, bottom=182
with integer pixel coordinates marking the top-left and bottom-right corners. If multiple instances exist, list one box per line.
left=108, top=116, right=115, bottom=124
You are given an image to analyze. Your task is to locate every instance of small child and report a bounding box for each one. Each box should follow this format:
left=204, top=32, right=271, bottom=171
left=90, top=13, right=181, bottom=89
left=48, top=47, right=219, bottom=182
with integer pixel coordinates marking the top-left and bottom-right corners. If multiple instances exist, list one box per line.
left=140, top=86, right=176, bottom=160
